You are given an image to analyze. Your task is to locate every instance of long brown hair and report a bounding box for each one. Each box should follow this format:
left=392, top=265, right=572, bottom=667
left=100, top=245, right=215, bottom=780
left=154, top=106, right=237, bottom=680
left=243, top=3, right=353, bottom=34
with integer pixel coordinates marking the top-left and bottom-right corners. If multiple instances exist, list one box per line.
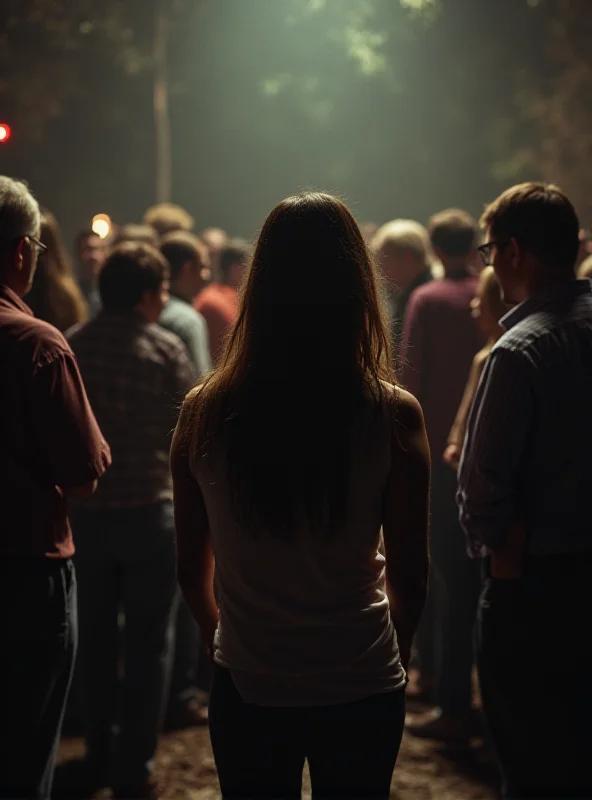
left=186, top=192, right=394, bottom=537
left=27, top=210, right=89, bottom=331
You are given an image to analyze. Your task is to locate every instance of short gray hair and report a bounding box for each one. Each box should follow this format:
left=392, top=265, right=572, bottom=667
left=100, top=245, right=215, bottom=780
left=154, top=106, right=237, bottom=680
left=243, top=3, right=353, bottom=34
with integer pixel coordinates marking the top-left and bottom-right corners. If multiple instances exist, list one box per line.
left=372, top=219, right=433, bottom=267
left=0, top=176, right=41, bottom=243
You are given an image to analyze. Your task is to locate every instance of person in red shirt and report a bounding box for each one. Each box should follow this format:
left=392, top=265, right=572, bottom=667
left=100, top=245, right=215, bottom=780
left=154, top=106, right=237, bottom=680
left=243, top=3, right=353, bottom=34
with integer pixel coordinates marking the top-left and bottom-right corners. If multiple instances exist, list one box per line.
left=401, top=209, right=485, bottom=744
left=0, top=176, right=111, bottom=799
left=194, top=238, right=251, bottom=364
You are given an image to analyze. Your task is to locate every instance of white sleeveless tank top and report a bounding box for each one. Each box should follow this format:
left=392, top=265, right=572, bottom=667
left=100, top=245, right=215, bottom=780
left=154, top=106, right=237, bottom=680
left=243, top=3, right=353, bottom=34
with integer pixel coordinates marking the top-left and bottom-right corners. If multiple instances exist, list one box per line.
left=190, top=394, right=406, bottom=706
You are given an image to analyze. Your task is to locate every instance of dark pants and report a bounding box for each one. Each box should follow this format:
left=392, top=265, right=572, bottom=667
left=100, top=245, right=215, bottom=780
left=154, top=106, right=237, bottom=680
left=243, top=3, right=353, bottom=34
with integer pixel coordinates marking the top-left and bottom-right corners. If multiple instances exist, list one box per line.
left=209, top=665, right=406, bottom=800
left=418, top=463, right=480, bottom=715
left=0, top=558, right=77, bottom=800
left=477, top=555, right=592, bottom=799
left=73, top=502, right=177, bottom=790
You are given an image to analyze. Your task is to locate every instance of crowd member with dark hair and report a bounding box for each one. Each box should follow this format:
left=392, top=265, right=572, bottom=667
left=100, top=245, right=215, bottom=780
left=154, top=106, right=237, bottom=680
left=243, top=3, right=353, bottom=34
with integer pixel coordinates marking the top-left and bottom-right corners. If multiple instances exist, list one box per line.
left=26, top=209, right=89, bottom=332
left=459, top=182, right=592, bottom=799
left=0, top=176, right=111, bottom=800
left=372, top=219, right=434, bottom=347
left=160, top=231, right=211, bottom=377
left=194, top=237, right=251, bottom=364
left=143, top=203, right=194, bottom=238
left=67, top=243, right=196, bottom=799
left=172, top=192, right=430, bottom=800
left=402, top=208, right=484, bottom=743
left=74, top=228, right=110, bottom=316
left=114, top=223, right=160, bottom=248
left=444, top=267, right=508, bottom=470
left=158, top=231, right=212, bottom=730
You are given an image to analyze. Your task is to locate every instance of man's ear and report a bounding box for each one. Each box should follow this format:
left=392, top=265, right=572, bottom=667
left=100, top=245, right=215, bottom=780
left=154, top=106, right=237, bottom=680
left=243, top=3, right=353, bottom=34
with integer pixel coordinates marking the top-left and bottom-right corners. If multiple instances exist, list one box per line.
left=509, top=236, right=523, bottom=270
left=14, top=237, right=26, bottom=272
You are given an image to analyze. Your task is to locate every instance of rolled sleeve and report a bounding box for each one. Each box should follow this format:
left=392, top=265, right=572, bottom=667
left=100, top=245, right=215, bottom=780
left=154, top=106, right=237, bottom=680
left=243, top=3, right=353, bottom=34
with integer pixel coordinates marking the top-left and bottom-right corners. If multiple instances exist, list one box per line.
left=31, top=351, right=111, bottom=488
left=457, top=346, right=533, bottom=556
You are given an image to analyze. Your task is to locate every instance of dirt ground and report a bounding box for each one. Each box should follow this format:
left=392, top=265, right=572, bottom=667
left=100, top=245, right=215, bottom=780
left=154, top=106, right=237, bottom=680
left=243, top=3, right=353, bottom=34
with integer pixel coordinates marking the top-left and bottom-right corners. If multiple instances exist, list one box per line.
left=58, top=703, right=500, bottom=800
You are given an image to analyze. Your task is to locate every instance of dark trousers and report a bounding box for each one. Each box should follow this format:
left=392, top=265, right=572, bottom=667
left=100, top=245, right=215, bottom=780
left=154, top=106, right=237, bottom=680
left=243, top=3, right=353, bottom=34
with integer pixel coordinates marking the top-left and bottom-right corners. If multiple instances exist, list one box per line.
left=417, top=463, right=480, bottom=715
left=73, top=502, right=177, bottom=789
left=477, top=555, right=592, bottom=799
left=209, top=665, right=406, bottom=800
left=0, top=558, right=77, bottom=800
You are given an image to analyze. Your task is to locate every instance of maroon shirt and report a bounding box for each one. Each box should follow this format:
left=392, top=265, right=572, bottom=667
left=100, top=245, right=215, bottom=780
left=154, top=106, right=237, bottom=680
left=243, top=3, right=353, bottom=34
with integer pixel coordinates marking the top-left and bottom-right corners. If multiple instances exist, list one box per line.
left=0, top=285, right=111, bottom=558
left=400, top=272, right=485, bottom=462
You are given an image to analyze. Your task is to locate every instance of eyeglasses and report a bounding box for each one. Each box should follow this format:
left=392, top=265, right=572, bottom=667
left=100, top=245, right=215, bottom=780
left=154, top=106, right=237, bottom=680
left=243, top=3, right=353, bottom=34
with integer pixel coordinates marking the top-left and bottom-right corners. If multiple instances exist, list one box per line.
left=477, top=240, right=507, bottom=267
left=26, top=236, right=48, bottom=258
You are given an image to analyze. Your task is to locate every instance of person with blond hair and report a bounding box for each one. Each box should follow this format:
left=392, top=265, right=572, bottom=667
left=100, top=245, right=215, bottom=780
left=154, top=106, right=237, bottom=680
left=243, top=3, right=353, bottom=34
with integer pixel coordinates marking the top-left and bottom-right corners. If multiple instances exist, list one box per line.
left=143, top=202, right=194, bottom=239
left=372, top=219, right=434, bottom=345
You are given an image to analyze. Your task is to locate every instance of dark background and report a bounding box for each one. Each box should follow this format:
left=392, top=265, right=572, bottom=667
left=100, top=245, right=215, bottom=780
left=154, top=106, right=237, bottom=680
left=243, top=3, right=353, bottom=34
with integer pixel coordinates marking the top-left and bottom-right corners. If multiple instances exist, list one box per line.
left=0, top=0, right=588, bottom=245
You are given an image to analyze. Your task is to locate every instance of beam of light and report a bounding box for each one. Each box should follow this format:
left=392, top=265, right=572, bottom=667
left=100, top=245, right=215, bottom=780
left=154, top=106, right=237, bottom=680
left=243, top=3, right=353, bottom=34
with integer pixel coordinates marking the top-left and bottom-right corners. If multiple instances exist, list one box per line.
left=92, top=213, right=112, bottom=239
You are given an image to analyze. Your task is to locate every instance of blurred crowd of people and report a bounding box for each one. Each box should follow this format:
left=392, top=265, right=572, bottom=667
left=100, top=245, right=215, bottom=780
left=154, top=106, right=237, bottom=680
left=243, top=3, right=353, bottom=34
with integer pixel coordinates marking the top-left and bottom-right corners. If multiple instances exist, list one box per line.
left=1, top=174, right=592, bottom=800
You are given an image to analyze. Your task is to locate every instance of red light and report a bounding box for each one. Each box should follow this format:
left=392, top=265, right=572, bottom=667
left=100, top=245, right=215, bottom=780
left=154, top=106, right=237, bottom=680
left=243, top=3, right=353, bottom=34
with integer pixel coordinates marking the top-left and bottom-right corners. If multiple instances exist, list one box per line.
left=0, top=124, right=11, bottom=143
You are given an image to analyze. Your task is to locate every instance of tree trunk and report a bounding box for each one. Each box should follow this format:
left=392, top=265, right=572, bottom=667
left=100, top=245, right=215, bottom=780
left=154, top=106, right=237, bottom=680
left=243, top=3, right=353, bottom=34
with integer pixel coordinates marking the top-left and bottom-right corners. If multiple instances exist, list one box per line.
left=154, top=0, right=172, bottom=203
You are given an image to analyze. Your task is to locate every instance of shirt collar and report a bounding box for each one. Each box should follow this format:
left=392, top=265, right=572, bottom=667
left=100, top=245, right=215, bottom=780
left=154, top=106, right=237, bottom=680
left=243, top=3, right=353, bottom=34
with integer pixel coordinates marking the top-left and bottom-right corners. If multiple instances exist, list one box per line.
left=0, top=284, right=34, bottom=316
left=500, top=278, right=592, bottom=331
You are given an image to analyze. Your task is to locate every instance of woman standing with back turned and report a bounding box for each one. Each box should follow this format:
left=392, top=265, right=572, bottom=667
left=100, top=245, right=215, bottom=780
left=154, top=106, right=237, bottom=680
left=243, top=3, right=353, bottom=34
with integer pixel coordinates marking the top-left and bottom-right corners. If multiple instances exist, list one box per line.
left=171, top=192, right=430, bottom=800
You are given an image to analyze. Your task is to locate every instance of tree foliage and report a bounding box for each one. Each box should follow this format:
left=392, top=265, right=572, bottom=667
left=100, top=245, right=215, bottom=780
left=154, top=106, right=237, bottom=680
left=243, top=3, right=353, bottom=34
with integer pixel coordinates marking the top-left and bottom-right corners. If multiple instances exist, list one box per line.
left=0, top=0, right=159, bottom=139
left=2, top=0, right=592, bottom=226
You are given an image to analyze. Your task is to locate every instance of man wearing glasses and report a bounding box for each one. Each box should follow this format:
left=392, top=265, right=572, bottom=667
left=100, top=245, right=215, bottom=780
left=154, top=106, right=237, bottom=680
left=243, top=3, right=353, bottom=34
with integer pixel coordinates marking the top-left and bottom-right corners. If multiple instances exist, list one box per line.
left=0, top=176, right=111, bottom=799
left=458, top=182, right=592, bottom=799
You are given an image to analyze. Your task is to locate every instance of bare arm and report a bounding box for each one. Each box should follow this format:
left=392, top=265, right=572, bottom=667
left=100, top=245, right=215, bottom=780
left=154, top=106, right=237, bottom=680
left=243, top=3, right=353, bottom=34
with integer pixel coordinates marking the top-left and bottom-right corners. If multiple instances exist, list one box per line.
left=445, top=351, right=488, bottom=469
left=382, top=387, right=431, bottom=671
left=170, top=398, right=218, bottom=655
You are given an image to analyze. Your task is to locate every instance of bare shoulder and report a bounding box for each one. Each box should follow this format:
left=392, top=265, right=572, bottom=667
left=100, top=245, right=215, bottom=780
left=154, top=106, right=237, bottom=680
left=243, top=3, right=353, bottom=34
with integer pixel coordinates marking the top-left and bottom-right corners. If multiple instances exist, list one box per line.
left=383, top=384, right=425, bottom=434
left=385, top=386, right=430, bottom=470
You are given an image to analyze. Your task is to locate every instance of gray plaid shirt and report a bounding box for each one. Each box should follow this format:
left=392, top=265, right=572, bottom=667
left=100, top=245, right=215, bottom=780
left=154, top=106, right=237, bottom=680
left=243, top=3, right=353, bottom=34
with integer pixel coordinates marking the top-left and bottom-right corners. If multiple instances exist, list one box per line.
left=458, top=279, right=592, bottom=557
left=68, top=310, right=196, bottom=509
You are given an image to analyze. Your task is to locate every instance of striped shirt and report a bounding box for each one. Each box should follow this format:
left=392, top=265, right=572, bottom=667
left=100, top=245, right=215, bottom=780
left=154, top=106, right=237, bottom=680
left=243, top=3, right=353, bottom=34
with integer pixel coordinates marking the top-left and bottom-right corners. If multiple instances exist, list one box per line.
left=68, top=310, right=196, bottom=509
left=458, top=278, right=592, bottom=557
